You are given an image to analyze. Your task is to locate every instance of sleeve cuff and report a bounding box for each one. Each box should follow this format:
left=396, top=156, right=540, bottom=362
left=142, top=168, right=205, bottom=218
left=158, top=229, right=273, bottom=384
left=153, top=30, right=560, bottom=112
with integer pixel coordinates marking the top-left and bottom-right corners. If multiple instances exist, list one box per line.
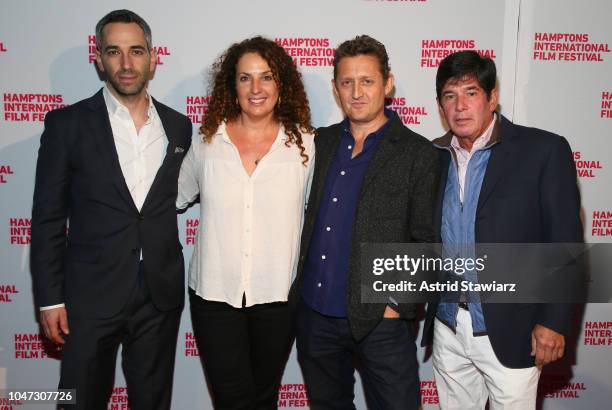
left=40, top=303, right=65, bottom=311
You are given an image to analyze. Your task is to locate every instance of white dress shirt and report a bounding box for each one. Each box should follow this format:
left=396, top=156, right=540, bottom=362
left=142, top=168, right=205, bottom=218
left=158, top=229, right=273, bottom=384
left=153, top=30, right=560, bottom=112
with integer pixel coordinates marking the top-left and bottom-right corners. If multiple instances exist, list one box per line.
left=103, top=85, right=168, bottom=211
left=40, top=86, right=167, bottom=311
left=177, top=122, right=315, bottom=308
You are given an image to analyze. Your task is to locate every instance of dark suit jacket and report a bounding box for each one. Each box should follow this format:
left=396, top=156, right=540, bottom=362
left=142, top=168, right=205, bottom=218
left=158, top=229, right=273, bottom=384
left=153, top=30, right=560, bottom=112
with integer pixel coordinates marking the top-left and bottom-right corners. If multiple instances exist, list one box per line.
left=31, top=89, right=192, bottom=318
left=421, top=115, right=583, bottom=368
left=290, top=113, right=439, bottom=341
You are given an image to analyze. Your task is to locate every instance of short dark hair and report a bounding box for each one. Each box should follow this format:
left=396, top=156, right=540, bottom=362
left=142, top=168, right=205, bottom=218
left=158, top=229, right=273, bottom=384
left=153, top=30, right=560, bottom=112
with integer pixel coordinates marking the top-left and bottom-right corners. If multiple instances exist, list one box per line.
left=436, top=50, right=496, bottom=100
left=95, top=9, right=152, bottom=50
left=333, top=35, right=390, bottom=81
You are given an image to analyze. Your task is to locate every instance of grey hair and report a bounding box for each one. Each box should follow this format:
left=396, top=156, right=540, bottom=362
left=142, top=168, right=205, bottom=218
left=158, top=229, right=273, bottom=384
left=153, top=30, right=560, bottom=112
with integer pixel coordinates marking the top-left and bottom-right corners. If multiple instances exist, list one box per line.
left=95, top=9, right=152, bottom=50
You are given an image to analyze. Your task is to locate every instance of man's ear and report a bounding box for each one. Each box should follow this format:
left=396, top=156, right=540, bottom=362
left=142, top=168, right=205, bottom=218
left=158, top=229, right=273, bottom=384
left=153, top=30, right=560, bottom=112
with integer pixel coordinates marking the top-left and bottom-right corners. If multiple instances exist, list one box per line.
left=94, top=48, right=105, bottom=73
left=488, top=87, right=499, bottom=112
left=384, top=73, right=395, bottom=96
left=331, top=78, right=340, bottom=100
left=149, top=47, right=158, bottom=76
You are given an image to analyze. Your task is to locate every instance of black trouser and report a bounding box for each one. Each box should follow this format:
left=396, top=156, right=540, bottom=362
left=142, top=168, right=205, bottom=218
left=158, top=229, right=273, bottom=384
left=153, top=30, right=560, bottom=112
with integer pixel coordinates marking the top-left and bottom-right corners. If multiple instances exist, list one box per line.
left=59, top=263, right=182, bottom=410
left=296, top=299, right=420, bottom=410
left=189, top=288, right=294, bottom=410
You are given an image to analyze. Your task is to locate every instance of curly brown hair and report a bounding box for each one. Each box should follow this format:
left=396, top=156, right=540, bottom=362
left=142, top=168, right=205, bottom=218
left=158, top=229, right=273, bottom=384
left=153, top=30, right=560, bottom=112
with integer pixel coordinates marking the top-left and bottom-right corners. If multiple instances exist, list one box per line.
left=201, top=36, right=314, bottom=165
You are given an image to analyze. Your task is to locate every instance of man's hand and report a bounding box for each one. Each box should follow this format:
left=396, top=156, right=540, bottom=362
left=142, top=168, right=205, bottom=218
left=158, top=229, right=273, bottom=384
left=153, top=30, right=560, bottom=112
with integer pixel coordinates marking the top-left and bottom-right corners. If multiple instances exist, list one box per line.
left=40, top=307, right=69, bottom=344
left=531, top=324, right=565, bottom=367
left=383, top=305, right=400, bottom=318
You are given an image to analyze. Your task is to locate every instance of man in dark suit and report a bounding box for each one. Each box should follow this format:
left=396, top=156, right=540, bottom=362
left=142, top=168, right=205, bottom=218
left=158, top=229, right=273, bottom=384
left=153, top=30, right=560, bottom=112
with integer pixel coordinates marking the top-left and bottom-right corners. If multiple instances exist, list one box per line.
left=421, top=51, right=583, bottom=409
left=290, top=35, right=439, bottom=410
left=30, top=10, right=191, bottom=410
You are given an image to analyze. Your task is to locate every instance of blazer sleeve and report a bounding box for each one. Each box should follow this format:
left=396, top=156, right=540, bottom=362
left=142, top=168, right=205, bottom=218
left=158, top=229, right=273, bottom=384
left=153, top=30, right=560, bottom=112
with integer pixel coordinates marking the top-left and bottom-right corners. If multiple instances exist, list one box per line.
left=408, top=141, right=440, bottom=243
left=30, top=109, right=71, bottom=308
left=397, top=141, right=440, bottom=319
left=304, top=136, right=316, bottom=212
left=536, top=135, right=583, bottom=336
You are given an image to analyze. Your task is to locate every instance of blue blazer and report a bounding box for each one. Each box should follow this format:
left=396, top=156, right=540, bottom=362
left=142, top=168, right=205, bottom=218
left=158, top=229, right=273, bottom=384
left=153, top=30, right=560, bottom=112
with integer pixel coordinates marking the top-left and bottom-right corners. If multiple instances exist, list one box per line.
left=31, top=89, right=192, bottom=318
left=421, top=115, right=583, bottom=368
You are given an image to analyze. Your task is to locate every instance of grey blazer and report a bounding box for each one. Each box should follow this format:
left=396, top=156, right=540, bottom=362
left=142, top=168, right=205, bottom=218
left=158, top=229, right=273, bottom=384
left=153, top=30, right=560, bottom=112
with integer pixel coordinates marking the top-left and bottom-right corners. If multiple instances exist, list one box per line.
left=290, top=113, right=439, bottom=341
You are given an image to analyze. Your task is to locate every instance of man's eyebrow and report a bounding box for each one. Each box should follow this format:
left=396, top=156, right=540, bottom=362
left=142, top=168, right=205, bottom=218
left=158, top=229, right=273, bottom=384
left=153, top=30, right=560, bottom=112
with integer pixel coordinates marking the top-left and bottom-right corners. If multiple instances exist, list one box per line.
left=103, top=44, right=147, bottom=51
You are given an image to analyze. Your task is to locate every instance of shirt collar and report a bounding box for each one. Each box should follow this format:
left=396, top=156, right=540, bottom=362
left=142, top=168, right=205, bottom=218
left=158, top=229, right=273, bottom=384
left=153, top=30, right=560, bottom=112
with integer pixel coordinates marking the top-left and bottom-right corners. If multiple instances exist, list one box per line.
left=102, top=84, right=157, bottom=122
left=451, top=113, right=497, bottom=153
left=342, top=107, right=394, bottom=142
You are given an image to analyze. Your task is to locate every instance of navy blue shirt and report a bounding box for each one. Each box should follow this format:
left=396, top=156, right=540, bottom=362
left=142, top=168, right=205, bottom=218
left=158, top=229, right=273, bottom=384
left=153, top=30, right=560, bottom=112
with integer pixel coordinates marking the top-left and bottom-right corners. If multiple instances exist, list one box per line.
left=301, top=110, right=393, bottom=317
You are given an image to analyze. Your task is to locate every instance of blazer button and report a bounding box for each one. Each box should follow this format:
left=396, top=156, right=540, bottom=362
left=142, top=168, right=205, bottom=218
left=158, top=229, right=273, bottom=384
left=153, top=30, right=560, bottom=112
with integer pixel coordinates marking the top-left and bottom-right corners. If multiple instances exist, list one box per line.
left=139, top=215, right=145, bottom=221
left=131, top=248, right=139, bottom=254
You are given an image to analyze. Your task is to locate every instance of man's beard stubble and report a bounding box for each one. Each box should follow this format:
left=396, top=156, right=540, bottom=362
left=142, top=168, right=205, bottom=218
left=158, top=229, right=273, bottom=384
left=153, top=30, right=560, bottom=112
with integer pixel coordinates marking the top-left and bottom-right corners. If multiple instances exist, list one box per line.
left=107, top=69, right=148, bottom=97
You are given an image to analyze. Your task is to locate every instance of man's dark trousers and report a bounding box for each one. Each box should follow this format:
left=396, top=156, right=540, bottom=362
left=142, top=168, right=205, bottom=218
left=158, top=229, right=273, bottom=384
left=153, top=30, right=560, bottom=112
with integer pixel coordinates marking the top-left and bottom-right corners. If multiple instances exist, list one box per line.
left=296, top=300, right=420, bottom=410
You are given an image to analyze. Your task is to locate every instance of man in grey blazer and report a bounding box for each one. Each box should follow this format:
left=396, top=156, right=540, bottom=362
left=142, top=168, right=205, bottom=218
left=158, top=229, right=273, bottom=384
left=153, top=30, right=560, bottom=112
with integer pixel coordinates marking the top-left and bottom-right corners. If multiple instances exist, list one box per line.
left=290, top=35, right=439, bottom=410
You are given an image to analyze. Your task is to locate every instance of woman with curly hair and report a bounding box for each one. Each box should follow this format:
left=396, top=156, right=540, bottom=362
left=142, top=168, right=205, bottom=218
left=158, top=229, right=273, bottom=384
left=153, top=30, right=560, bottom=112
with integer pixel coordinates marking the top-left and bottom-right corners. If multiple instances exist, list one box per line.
left=177, top=36, right=315, bottom=409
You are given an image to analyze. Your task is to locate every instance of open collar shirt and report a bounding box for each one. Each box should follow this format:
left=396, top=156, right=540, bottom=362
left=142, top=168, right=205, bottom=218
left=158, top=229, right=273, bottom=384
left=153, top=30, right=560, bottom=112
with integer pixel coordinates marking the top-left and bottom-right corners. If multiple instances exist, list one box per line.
left=177, top=122, right=315, bottom=308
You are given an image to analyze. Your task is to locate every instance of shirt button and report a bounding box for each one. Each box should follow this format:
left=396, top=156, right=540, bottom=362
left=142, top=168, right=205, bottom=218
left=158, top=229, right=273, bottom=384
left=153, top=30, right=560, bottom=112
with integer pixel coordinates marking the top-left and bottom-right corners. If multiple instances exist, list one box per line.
left=348, top=145, right=352, bottom=150
left=244, top=253, right=249, bottom=257
left=246, top=204, right=250, bottom=209
left=325, top=226, right=331, bottom=232
left=340, top=171, right=346, bottom=176
left=332, top=197, right=338, bottom=203
left=321, top=255, right=326, bottom=260
left=317, top=282, right=322, bottom=288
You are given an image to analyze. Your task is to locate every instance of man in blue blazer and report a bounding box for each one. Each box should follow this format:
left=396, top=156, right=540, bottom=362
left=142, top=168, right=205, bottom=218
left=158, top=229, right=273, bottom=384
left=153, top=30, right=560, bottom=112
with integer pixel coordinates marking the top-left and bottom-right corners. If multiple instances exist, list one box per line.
left=31, top=10, right=191, bottom=409
left=421, top=51, right=583, bottom=409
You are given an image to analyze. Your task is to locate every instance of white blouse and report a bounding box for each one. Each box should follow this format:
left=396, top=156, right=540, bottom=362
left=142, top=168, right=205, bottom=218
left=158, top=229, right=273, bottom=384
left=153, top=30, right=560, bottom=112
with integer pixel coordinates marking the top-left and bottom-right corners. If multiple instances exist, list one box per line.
left=177, top=122, right=315, bottom=308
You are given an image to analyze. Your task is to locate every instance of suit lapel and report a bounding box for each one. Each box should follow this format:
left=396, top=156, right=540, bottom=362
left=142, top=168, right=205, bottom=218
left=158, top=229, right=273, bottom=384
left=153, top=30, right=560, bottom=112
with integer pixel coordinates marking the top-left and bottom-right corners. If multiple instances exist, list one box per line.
left=298, top=124, right=342, bottom=264
left=476, top=117, right=515, bottom=213
left=140, top=98, right=176, bottom=212
left=359, top=118, right=402, bottom=195
left=86, top=89, right=139, bottom=213
left=435, top=151, right=450, bottom=240
left=309, top=124, right=343, bottom=213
